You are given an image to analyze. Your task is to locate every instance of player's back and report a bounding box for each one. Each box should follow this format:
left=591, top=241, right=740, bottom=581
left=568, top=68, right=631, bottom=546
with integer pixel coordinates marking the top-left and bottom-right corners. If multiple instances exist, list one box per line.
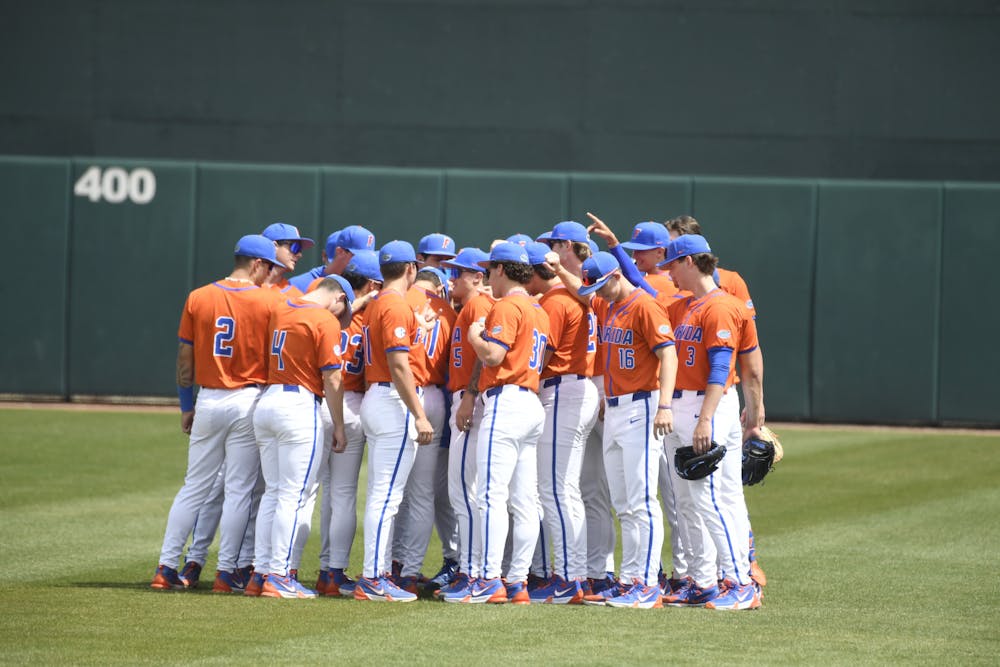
left=266, top=297, right=342, bottom=397
left=362, top=289, right=428, bottom=386
left=179, top=279, right=275, bottom=389
left=538, top=285, right=594, bottom=379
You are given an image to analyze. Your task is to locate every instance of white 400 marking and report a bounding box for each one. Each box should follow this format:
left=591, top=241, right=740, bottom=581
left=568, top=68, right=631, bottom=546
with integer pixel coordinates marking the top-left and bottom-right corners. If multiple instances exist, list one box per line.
left=74, top=166, right=156, bottom=204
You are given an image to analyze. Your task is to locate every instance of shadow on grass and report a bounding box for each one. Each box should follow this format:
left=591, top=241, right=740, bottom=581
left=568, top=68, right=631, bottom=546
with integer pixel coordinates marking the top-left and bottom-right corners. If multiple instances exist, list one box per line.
left=66, top=581, right=219, bottom=594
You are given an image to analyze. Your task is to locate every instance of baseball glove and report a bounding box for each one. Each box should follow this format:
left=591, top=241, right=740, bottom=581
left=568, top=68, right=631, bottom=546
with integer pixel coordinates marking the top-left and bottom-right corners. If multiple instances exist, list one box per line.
left=742, top=425, right=783, bottom=486
left=675, top=444, right=726, bottom=481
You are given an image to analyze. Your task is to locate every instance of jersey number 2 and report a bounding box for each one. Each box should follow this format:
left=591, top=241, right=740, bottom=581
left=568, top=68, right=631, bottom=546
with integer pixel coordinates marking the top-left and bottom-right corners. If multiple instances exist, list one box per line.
left=214, top=317, right=235, bottom=357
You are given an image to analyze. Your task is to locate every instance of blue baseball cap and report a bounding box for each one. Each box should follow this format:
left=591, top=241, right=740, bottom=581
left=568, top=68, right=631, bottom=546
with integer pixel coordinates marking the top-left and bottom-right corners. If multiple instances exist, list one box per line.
left=261, top=222, right=315, bottom=250
left=478, top=241, right=530, bottom=268
left=621, top=222, right=670, bottom=251
left=234, top=234, right=288, bottom=269
left=525, top=242, right=552, bottom=266
left=659, top=234, right=713, bottom=267
left=506, top=233, right=533, bottom=247
left=442, top=247, right=490, bottom=273
left=379, top=240, right=417, bottom=265
left=344, top=249, right=383, bottom=282
left=327, top=225, right=376, bottom=257
left=535, top=230, right=554, bottom=243
left=418, top=233, right=458, bottom=258
left=587, top=239, right=599, bottom=255
left=578, top=251, right=621, bottom=296
left=549, top=221, right=590, bottom=244
left=327, top=273, right=356, bottom=306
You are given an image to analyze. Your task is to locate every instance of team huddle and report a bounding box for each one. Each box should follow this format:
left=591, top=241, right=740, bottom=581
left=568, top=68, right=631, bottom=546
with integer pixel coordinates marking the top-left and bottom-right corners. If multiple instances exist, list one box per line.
left=151, top=211, right=771, bottom=611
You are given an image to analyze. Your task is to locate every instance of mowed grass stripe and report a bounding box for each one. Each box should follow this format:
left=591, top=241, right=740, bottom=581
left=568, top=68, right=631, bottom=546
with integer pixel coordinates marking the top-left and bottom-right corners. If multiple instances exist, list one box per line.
left=1, top=408, right=999, bottom=665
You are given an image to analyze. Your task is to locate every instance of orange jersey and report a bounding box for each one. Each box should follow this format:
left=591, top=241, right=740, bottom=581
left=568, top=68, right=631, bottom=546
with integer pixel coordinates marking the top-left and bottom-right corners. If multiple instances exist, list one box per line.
left=340, top=309, right=367, bottom=393
left=448, top=293, right=495, bottom=392
left=264, top=279, right=303, bottom=299
left=265, top=297, right=343, bottom=397
left=717, top=268, right=755, bottom=319
left=667, top=289, right=749, bottom=392
left=593, top=289, right=675, bottom=397
left=362, top=288, right=428, bottom=386
left=538, top=285, right=596, bottom=378
left=406, top=287, right=457, bottom=387
left=479, top=293, right=549, bottom=393
left=646, top=272, right=682, bottom=299
left=177, top=279, right=276, bottom=389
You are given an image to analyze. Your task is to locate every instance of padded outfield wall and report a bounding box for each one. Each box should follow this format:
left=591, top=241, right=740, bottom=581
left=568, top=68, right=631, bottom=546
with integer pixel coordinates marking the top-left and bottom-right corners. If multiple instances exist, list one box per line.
left=1, top=156, right=996, bottom=426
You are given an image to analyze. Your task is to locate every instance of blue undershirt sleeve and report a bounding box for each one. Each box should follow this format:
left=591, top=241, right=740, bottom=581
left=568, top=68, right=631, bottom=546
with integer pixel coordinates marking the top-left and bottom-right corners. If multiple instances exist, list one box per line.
left=609, top=245, right=657, bottom=297
left=706, top=347, right=732, bottom=386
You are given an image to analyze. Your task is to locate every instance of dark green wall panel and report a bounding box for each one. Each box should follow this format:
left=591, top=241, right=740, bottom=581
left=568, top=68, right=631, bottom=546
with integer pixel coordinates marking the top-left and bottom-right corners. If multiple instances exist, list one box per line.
left=321, top=166, right=444, bottom=251
left=938, top=184, right=1000, bottom=423
left=0, top=157, right=70, bottom=395
left=812, top=182, right=942, bottom=423
left=67, top=159, right=195, bottom=396
left=568, top=173, right=691, bottom=240
left=692, top=178, right=817, bottom=420
left=194, top=164, right=320, bottom=285
left=444, top=170, right=568, bottom=249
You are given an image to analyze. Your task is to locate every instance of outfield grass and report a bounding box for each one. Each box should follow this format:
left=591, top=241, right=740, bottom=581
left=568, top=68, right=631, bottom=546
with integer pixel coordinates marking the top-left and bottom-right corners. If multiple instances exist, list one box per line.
left=1, top=408, right=998, bottom=665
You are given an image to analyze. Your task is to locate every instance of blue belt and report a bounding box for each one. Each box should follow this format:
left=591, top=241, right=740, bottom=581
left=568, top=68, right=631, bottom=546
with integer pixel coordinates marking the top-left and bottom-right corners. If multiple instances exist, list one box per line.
left=542, top=374, right=587, bottom=388
left=606, top=390, right=651, bottom=407
left=672, top=389, right=706, bottom=399
left=485, top=385, right=530, bottom=399
left=376, top=382, right=391, bottom=387
left=282, top=384, right=321, bottom=403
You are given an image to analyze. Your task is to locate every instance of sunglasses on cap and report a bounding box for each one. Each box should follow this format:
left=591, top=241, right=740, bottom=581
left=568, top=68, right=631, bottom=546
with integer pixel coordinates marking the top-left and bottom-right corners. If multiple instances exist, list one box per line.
left=277, top=240, right=303, bottom=254
left=581, top=270, right=614, bottom=286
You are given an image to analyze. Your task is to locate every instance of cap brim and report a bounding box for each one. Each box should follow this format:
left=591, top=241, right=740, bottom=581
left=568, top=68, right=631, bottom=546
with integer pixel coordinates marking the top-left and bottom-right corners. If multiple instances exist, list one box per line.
left=442, top=260, right=484, bottom=273
left=577, top=275, right=611, bottom=296
left=476, top=260, right=492, bottom=269
left=621, top=241, right=657, bottom=251
left=422, top=251, right=458, bottom=259
left=268, top=258, right=290, bottom=270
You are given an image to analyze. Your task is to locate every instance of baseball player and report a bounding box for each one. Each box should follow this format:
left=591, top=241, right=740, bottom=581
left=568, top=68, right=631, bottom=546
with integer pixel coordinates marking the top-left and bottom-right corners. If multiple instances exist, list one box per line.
left=151, top=235, right=286, bottom=591
left=443, top=242, right=547, bottom=604
left=549, top=249, right=677, bottom=609
left=523, top=234, right=600, bottom=604
left=288, top=225, right=375, bottom=294
left=262, top=222, right=315, bottom=297
left=663, top=214, right=767, bottom=587
left=391, top=267, right=458, bottom=592
left=314, top=250, right=383, bottom=597
left=435, top=247, right=493, bottom=599
left=353, top=240, right=434, bottom=602
left=665, top=215, right=754, bottom=309
left=657, top=234, right=761, bottom=610
left=249, top=276, right=353, bottom=599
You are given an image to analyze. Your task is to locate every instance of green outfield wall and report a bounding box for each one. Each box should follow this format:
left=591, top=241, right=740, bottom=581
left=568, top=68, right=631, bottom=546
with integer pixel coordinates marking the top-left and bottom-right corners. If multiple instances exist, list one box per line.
left=1, top=156, right=996, bottom=426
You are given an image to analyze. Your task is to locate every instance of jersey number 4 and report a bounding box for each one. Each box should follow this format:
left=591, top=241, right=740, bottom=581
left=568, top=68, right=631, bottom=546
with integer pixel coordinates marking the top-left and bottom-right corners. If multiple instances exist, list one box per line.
left=214, top=317, right=235, bottom=357
left=271, top=330, right=288, bottom=371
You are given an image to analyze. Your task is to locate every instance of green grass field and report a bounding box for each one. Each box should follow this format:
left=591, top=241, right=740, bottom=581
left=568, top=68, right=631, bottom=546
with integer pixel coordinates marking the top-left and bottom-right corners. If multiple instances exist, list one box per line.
left=1, top=407, right=998, bottom=665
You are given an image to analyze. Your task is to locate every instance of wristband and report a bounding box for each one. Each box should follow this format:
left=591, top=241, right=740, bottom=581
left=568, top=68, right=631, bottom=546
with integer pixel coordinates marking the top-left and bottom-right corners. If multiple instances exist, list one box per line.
left=657, top=405, right=672, bottom=410
left=177, top=385, right=195, bottom=412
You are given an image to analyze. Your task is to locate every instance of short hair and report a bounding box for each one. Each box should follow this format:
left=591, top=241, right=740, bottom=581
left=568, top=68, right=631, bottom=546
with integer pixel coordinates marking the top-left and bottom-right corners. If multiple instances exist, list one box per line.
left=691, top=253, right=719, bottom=275
left=665, top=215, right=702, bottom=236
left=380, top=261, right=412, bottom=281
left=341, top=269, right=369, bottom=291
left=415, top=269, right=442, bottom=288
left=533, top=263, right=556, bottom=281
left=315, top=276, right=347, bottom=296
left=492, top=261, right=533, bottom=285
left=233, top=255, right=258, bottom=270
